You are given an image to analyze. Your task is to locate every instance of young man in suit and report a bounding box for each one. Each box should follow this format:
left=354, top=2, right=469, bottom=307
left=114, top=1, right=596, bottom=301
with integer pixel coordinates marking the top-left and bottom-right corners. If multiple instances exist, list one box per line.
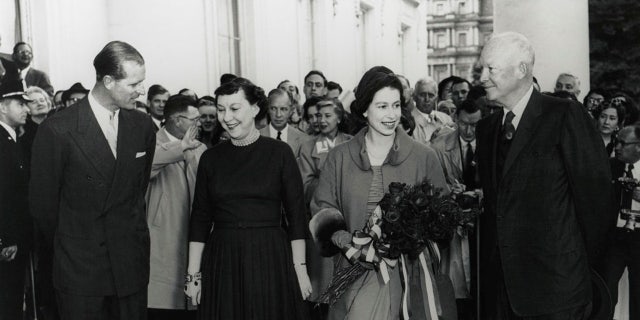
left=260, top=88, right=308, bottom=155
left=475, top=32, right=613, bottom=319
left=0, top=81, right=33, bottom=320
left=432, top=99, right=482, bottom=320
left=29, top=41, right=156, bottom=320
left=12, top=42, right=54, bottom=96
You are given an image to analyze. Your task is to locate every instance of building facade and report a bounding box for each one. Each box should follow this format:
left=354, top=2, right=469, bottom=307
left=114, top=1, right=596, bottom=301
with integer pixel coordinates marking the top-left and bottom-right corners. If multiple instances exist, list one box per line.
left=426, top=0, right=493, bottom=84
left=1, top=0, right=428, bottom=100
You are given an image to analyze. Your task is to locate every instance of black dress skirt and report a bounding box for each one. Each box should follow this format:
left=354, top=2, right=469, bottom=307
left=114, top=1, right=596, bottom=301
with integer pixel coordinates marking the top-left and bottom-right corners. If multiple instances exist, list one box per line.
left=189, top=137, right=310, bottom=320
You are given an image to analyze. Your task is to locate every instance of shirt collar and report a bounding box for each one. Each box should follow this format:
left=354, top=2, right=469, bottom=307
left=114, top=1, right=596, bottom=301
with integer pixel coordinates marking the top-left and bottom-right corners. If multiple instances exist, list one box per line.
left=269, top=123, right=288, bottom=141
left=88, top=90, right=119, bottom=122
left=459, top=136, right=476, bottom=149
left=151, top=116, right=162, bottom=128
left=0, top=120, right=16, bottom=141
left=164, top=128, right=180, bottom=142
left=503, top=85, right=534, bottom=130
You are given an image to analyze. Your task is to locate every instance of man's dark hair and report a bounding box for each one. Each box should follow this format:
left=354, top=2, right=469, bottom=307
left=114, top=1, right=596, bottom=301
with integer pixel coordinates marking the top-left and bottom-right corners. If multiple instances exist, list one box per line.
left=327, top=81, right=343, bottom=94
left=467, top=85, right=486, bottom=101
left=220, top=73, right=238, bottom=85
left=302, top=96, right=322, bottom=121
left=147, top=84, right=169, bottom=100
left=304, top=70, right=328, bottom=86
left=437, top=76, right=461, bottom=99
left=451, top=77, right=471, bottom=89
left=456, top=99, right=481, bottom=116
left=197, top=95, right=216, bottom=107
left=583, top=88, right=610, bottom=106
left=93, top=41, right=144, bottom=81
left=163, top=94, right=195, bottom=120
left=12, top=42, right=30, bottom=54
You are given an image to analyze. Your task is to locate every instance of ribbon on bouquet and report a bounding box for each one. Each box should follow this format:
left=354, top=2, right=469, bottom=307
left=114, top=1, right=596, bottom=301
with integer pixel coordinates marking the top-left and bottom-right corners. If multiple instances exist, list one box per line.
left=342, top=207, right=398, bottom=283
left=397, top=242, right=442, bottom=320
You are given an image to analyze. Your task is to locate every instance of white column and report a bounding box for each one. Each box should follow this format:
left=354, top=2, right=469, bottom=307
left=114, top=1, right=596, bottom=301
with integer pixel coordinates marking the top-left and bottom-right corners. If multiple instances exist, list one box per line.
left=494, top=0, right=590, bottom=99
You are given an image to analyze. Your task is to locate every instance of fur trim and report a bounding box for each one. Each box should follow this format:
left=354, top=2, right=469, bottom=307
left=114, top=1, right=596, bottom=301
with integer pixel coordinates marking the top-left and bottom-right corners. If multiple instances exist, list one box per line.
left=309, top=208, right=348, bottom=257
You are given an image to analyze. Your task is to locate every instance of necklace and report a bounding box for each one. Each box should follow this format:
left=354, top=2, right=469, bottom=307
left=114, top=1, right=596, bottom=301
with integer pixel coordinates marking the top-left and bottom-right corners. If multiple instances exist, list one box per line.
left=231, top=128, right=260, bottom=146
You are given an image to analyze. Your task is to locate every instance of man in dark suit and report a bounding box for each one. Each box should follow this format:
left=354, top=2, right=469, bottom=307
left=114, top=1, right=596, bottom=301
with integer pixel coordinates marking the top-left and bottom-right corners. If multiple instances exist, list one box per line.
left=475, top=32, right=613, bottom=319
left=13, top=42, right=54, bottom=96
left=29, top=41, right=155, bottom=320
left=0, top=81, right=33, bottom=320
left=601, top=124, right=640, bottom=318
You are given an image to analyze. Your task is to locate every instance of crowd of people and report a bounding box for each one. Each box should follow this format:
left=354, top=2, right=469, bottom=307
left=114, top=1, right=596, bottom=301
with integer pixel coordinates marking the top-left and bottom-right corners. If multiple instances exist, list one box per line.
left=0, top=31, right=639, bottom=320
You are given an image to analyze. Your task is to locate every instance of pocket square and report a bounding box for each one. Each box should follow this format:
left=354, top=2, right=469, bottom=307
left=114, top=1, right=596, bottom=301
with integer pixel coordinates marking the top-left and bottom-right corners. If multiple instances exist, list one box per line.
left=135, top=152, right=146, bottom=158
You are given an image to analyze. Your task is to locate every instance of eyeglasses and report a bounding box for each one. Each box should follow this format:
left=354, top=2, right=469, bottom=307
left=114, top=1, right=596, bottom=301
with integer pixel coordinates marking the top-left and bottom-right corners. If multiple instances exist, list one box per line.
left=616, top=140, right=640, bottom=147
left=611, top=97, right=627, bottom=106
left=177, top=115, right=200, bottom=122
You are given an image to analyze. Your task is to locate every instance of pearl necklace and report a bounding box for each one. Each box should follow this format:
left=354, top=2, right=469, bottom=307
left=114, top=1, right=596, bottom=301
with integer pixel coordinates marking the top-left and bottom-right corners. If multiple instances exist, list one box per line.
left=230, top=128, right=260, bottom=146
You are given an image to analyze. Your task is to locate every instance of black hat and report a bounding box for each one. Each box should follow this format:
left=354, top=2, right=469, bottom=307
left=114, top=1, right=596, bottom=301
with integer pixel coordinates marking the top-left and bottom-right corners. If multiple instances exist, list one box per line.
left=0, top=81, right=32, bottom=101
left=62, top=82, right=89, bottom=104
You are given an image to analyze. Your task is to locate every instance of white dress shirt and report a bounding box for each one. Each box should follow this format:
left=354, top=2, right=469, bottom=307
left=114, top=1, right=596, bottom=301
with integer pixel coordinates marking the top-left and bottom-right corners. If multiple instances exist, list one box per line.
left=88, top=91, right=119, bottom=158
left=269, top=123, right=289, bottom=142
left=502, top=85, right=534, bottom=129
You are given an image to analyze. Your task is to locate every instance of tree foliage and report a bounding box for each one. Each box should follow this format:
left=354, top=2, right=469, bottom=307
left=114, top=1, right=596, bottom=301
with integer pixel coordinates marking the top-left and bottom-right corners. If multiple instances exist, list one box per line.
left=589, top=0, right=640, bottom=100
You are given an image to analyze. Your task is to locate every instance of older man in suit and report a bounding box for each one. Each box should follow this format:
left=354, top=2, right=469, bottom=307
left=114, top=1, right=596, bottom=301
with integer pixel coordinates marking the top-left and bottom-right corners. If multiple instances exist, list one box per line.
left=29, top=41, right=155, bottom=320
left=260, top=88, right=308, bottom=155
left=0, top=81, right=33, bottom=320
left=145, top=95, right=205, bottom=320
left=411, top=77, right=453, bottom=145
left=475, top=32, right=613, bottom=319
left=12, top=42, right=54, bottom=96
left=601, top=124, right=640, bottom=319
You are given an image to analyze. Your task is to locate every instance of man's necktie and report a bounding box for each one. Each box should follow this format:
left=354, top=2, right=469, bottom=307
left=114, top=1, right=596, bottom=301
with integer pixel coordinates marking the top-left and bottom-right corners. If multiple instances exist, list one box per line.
left=622, top=164, right=635, bottom=209
left=277, top=131, right=282, bottom=141
left=502, top=111, right=515, bottom=141
left=463, top=142, right=476, bottom=189
left=106, top=112, right=118, bottom=158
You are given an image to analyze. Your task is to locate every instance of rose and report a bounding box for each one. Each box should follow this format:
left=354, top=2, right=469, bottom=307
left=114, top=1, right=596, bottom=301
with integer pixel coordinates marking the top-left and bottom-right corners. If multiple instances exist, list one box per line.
left=384, top=208, right=400, bottom=223
left=388, top=182, right=406, bottom=195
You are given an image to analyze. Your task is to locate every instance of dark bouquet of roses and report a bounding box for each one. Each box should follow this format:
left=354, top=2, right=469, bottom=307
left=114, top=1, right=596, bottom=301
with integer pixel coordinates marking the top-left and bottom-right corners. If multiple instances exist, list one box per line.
left=312, top=180, right=481, bottom=306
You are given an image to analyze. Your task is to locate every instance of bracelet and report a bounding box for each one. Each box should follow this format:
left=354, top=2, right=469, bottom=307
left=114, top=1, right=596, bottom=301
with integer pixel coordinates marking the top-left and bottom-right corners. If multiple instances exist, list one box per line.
left=185, top=272, right=202, bottom=284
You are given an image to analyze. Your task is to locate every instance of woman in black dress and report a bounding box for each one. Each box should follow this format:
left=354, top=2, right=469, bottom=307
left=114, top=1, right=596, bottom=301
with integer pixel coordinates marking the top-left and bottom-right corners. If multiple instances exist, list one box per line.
left=185, top=78, right=311, bottom=319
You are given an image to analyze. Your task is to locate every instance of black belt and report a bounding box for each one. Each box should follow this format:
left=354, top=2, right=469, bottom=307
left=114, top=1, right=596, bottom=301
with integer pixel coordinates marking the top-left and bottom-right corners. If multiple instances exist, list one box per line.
left=215, top=221, right=281, bottom=229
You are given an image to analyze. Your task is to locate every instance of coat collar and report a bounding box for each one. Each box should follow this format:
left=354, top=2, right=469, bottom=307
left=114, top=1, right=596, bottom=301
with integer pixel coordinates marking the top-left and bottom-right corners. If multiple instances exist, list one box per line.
left=347, top=126, right=416, bottom=171
left=311, top=132, right=351, bottom=159
left=74, top=98, right=116, bottom=181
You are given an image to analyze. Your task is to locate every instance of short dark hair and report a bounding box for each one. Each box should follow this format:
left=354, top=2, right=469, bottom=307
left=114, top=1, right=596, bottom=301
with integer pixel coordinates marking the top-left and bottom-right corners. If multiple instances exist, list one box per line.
left=12, top=42, right=30, bottom=54
left=467, top=85, right=486, bottom=101
left=437, top=76, right=461, bottom=99
left=327, top=81, right=343, bottom=94
left=220, top=73, right=238, bottom=85
left=302, top=96, right=322, bottom=121
left=451, top=77, right=471, bottom=89
left=594, top=101, right=626, bottom=127
left=304, top=70, right=328, bottom=86
left=583, top=88, right=610, bottom=106
left=197, top=95, right=216, bottom=107
left=456, top=99, right=481, bottom=116
left=351, top=66, right=404, bottom=119
left=93, top=41, right=144, bottom=81
left=147, top=84, right=169, bottom=100
left=163, top=94, right=195, bottom=120
left=214, top=77, right=268, bottom=120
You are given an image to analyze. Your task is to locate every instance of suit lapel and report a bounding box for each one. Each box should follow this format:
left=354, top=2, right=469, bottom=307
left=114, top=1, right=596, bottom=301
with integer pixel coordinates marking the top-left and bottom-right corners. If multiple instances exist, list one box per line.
left=72, top=99, right=116, bottom=181
left=501, top=91, right=543, bottom=179
left=483, top=110, right=502, bottom=191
